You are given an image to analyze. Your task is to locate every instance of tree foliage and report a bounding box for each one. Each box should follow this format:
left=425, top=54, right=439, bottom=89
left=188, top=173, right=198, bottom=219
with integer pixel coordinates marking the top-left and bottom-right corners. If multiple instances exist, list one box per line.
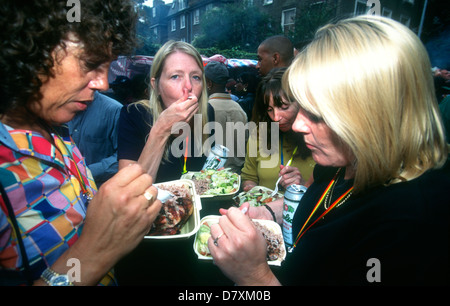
left=192, top=2, right=279, bottom=53
left=289, top=2, right=337, bottom=45
left=132, top=0, right=340, bottom=57
left=133, top=1, right=161, bottom=55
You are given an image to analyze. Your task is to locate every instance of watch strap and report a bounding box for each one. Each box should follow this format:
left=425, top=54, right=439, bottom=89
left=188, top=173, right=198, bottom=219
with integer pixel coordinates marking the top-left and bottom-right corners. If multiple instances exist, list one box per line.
left=264, top=204, right=277, bottom=223
left=41, top=267, right=73, bottom=286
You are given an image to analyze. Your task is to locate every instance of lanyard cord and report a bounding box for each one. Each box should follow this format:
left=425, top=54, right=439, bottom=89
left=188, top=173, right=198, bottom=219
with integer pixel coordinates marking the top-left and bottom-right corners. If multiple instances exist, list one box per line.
left=291, top=168, right=354, bottom=250
left=54, top=134, right=93, bottom=201
left=41, top=121, right=92, bottom=201
left=280, top=136, right=298, bottom=166
left=280, top=136, right=284, bottom=165
left=36, top=119, right=90, bottom=197
left=182, top=136, right=189, bottom=174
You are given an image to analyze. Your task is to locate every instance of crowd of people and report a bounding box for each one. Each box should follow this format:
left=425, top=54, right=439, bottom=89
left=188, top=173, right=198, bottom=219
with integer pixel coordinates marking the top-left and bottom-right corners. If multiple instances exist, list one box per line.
left=0, top=0, right=448, bottom=286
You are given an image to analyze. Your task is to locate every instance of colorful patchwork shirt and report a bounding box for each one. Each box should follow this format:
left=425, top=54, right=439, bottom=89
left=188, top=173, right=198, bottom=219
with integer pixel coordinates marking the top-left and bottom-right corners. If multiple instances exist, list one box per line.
left=0, top=122, right=115, bottom=285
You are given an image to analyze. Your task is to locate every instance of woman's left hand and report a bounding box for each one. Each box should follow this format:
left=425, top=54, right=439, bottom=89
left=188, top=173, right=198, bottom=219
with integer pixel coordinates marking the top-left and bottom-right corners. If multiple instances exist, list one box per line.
left=208, top=204, right=279, bottom=286
left=278, top=165, right=305, bottom=189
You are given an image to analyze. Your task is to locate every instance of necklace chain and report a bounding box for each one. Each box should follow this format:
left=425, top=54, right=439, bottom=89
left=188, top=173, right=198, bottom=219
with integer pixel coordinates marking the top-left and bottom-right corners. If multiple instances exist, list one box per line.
left=323, top=171, right=352, bottom=209
left=289, top=168, right=354, bottom=252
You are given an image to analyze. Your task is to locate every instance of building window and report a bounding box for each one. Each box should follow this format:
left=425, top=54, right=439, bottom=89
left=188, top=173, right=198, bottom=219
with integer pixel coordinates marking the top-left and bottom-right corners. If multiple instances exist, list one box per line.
left=282, top=8, right=296, bottom=33
left=171, top=19, right=176, bottom=31
left=382, top=8, right=392, bottom=18
left=206, top=4, right=213, bottom=11
left=152, top=7, right=156, bottom=18
left=354, top=0, right=369, bottom=15
left=180, top=15, right=185, bottom=29
left=264, top=0, right=273, bottom=5
left=179, top=0, right=186, bottom=10
left=193, top=9, right=200, bottom=25
left=400, top=14, right=411, bottom=27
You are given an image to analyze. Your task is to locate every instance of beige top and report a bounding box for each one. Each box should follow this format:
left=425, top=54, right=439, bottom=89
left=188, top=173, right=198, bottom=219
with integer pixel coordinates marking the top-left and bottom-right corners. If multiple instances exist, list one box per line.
left=208, top=93, right=248, bottom=173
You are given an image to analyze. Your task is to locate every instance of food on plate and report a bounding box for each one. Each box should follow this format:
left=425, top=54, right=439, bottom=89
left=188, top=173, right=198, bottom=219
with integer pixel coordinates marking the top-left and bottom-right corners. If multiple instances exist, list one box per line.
left=196, top=222, right=212, bottom=256
left=191, top=168, right=239, bottom=196
left=252, top=221, right=285, bottom=261
left=194, top=217, right=285, bottom=263
left=147, top=184, right=194, bottom=236
left=234, top=187, right=282, bottom=207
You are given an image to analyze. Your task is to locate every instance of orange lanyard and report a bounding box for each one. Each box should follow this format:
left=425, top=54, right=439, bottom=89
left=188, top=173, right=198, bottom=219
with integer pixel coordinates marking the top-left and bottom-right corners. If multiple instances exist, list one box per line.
left=182, top=136, right=189, bottom=174
left=289, top=168, right=353, bottom=252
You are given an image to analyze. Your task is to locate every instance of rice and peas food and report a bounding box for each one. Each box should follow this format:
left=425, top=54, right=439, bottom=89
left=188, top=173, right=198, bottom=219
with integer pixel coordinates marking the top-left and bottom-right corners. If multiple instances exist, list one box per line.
left=191, top=169, right=239, bottom=196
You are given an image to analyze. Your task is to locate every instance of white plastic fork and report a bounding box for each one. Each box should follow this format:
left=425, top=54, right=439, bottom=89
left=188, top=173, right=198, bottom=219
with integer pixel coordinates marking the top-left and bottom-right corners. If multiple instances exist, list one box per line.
left=270, top=146, right=297, bottom=197
left=270, top=176, right=283, bottom=197
left=156, top=187, right=175, bottom=203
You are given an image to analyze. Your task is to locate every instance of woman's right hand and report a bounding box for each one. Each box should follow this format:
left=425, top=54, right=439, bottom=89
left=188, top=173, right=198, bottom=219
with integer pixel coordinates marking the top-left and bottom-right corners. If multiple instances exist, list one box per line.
left=68, top=164, right=162, bottom=284
left=133, top=89, right=200, bottom=178
left=208, top=205, right=281, bottom=286
left=155, top=89, right=199, bottom=136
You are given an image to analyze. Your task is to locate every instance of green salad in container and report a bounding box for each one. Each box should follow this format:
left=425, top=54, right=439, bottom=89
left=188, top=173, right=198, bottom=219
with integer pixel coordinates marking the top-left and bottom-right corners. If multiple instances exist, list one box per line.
left=196, top=222, right=212, bottom=256
left=191, top=168, right=239, bottom=196
left=234, top=186, right=283, bottom=207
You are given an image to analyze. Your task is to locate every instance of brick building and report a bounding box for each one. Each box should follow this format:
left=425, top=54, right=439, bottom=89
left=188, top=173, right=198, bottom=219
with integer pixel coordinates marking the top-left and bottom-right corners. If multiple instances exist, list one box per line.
left=149, top=0, right=427, bottom=45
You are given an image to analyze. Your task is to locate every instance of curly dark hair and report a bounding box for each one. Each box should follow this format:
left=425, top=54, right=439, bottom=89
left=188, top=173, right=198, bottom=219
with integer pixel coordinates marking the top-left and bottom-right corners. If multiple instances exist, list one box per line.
left=0, top=0, right=138, bottom=114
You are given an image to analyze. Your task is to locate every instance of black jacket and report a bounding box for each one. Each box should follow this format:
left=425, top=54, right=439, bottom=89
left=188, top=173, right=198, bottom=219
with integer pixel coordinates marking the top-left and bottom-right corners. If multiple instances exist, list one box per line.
left=276, top=162, right=450, bottom=285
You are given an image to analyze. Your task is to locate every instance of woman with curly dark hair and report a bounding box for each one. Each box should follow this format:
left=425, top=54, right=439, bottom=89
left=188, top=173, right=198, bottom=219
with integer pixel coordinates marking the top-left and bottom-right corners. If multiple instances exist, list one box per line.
left=0, top=0, right=162, bottom=286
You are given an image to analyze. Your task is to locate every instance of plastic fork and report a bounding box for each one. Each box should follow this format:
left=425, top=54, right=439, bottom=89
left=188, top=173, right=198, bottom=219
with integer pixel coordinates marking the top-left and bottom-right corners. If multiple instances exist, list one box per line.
left=156, top=187, right=175, bottom=203
left=270, top=176, right=283, bottom=197
left=270, top=146, right=298, bottom=197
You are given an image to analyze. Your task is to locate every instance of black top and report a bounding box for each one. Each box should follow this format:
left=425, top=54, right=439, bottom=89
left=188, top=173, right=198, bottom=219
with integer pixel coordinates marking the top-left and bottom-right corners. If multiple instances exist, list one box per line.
left=118, top=103, right=215, bottom=183
left=276, top=162, right=450, bottom=285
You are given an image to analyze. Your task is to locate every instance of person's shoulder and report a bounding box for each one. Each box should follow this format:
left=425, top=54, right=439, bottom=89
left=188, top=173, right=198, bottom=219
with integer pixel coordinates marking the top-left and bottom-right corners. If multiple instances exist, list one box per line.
left=230, top=101, right=248, bottom=118
left=120, top=101, right=153, bottom=124
left=96, top=92, right=123, bottom=109
left=122, top=101, right=150, bottom=114
left=419, top=159, right=450, bottom=188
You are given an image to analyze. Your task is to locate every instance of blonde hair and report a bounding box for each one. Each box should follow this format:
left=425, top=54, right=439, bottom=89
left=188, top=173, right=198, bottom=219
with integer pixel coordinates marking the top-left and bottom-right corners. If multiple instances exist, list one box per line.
left=285, top=15, right=448, bottom=193
left=137, top=40, right=209, bottom=159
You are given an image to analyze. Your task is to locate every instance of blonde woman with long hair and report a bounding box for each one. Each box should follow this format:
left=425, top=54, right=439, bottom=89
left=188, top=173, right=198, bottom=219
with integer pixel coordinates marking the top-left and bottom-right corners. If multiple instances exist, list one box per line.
left=118, top=41, right=212, bottom=182
left=209, top=16, right=449, bottom=285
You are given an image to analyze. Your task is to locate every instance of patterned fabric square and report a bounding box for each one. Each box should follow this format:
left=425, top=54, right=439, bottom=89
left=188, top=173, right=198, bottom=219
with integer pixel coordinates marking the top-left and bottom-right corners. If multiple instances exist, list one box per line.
left=0, top=124, right=115, bottom=285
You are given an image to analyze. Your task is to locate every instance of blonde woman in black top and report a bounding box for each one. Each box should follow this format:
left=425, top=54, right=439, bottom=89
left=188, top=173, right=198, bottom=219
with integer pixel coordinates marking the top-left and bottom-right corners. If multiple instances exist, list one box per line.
left=209, top=16, right=449, bottom=286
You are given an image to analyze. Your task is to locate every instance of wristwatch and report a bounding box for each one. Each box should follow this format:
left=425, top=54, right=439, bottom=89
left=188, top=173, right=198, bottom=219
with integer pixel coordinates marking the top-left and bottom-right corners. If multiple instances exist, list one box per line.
left=41, top=267, right=74, bottom=286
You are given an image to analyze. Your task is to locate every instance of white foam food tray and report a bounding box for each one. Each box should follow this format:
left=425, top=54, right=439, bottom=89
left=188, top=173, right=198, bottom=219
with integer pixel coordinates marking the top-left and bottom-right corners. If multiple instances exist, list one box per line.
left=144, top=179, right=202, bottom=240
left=193, top=215, right=286, bottom=266
left=180, top=169, right=240, bottom=199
